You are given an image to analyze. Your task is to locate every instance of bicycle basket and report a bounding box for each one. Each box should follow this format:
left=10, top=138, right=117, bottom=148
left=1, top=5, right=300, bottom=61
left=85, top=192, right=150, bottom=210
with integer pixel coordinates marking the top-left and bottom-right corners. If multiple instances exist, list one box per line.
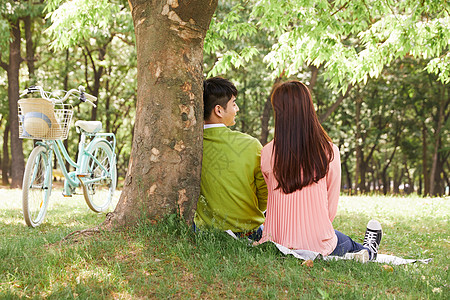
left=18, top=98, right=73, bottom=140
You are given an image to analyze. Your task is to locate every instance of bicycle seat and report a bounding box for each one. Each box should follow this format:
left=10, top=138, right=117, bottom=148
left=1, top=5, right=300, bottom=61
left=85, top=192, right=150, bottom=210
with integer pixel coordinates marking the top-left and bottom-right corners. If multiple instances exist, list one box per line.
left=75, top=120, right=102, bottom=133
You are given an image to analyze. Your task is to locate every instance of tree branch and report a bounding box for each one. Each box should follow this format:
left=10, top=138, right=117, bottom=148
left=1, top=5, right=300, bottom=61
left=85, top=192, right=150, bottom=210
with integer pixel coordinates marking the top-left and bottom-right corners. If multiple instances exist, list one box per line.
left=330, top=2, right=349, bottom=17
left=85, top=46, right=97, bottom=76
left=111, top=33, right=135, bottom=46
left=363, top=132, right=381, bottom=165
left=0, top=52, right=8, bottom=70
left=82, top=49, right=92, bottom=92
left=0, top=60, right=7, bottom=71
left=319, top=85, right=353, bottom=123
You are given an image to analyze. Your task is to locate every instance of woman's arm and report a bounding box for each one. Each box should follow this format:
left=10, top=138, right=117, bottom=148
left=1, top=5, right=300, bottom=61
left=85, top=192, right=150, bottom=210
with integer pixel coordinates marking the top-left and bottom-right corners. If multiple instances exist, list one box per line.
left=326, top=144, right=341, bottom=222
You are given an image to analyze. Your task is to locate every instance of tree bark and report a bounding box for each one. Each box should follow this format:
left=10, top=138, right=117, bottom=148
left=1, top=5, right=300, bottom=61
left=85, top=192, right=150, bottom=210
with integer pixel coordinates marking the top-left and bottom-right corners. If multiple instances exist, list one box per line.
left=85, top=39, right=111, bottom=121
left=8, top=19, right=24, bottom=188
left=421, top=117, right=430, bottom=195
left=104, top=0, right=218, bottom=228
left=240, top=80, right=247, bottom=132
left=381, top=135, right=400, bottom=195
left=354, top=98, right=362, bottom=193
left=105, top=67, right=112, bottom=133
left=259, top=77, right=283, bottom=145
left=308, top=65, right=319, bottom=91
left=62, top=49, right=71, bottom=171
left=429, top=90, right=448, bottom=196
left=24, top=16, right=36, bottom=85
left=393, top=163, right=403, bottom=194
left=2, top=123, right=10, bottom=185
left=403, top=160, right=413, bottom=194
left=340, top=148, right=352, bottom=194
left=308, top=65, right=319, bottom=108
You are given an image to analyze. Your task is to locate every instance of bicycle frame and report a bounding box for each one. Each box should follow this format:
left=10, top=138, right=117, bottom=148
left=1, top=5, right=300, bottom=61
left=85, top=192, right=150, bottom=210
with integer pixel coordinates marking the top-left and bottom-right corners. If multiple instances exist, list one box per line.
left=37, top=131, right=116, bottom=197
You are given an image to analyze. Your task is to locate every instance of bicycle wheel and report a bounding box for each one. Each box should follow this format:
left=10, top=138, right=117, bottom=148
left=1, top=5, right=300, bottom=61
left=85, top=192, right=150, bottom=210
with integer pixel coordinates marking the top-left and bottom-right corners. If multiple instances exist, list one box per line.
left=22, top=146, right=52, bottom=227
left=80, top=140, right=116, bottom=213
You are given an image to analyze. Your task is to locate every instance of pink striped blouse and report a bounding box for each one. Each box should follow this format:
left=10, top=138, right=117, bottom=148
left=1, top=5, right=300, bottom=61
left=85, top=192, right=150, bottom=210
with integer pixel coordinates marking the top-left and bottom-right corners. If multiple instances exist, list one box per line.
left=258, top=141, right=341, bottom=256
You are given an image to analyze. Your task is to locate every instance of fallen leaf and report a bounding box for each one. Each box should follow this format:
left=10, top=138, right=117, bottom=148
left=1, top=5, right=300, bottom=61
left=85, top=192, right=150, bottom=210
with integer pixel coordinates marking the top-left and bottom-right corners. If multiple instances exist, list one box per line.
left=302, top=260, right=314, bottom=267
left=382, top=264, right=394, bottom=272
left=432, top=287, right=442, bottom=293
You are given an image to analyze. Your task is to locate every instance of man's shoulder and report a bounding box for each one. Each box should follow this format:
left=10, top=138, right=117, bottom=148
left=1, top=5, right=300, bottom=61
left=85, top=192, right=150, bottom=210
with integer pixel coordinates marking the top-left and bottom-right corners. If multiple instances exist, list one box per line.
left=229, top=129, right=257, bottom=139
left=228, top=130, right=262, bottom=147
left=204, top=128, right=262, bottom=156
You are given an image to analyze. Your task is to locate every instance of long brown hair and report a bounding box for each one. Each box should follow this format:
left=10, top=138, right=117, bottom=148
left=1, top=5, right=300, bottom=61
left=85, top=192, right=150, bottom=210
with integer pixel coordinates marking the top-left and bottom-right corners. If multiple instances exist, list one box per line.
left=271, top=81, right=334, bottom=194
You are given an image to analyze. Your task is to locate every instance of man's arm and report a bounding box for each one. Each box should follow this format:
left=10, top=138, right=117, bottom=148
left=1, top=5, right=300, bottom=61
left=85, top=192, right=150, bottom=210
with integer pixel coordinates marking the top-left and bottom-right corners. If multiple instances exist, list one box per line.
left=255, top=143, right=268, bottom=212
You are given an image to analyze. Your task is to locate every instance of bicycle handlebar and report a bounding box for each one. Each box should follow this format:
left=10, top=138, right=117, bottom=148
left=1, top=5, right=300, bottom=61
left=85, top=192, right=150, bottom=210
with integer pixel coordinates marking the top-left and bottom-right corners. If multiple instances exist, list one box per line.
left=19, top=85, right=97, bottom=108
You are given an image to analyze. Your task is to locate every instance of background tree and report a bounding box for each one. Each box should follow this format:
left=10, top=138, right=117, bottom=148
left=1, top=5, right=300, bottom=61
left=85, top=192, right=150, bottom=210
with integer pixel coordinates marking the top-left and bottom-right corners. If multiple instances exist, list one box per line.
left=0, top=1, right=46, bottom=188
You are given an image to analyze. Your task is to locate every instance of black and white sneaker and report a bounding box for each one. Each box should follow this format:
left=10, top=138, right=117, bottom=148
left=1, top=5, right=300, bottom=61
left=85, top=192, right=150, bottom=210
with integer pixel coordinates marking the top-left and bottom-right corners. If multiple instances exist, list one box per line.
left=363, top=220, right=382, bottom=260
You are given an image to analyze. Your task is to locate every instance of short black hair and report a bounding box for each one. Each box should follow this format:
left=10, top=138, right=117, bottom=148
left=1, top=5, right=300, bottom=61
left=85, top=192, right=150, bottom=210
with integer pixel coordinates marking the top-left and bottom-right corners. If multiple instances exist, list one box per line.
left=203, top=77, right=238, bottom=120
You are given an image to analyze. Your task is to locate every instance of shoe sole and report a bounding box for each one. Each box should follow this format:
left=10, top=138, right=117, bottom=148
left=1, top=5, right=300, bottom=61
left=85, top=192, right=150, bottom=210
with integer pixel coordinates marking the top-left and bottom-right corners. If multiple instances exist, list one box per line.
left=344, top=250, right=370, bottom=263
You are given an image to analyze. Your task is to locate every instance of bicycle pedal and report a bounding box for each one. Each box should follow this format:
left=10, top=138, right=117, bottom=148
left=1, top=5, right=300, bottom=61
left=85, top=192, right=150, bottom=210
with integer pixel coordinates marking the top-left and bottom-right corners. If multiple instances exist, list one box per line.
left=77, top=174, right=89, bottom=178
left=62, top=193, right=72, bottom=197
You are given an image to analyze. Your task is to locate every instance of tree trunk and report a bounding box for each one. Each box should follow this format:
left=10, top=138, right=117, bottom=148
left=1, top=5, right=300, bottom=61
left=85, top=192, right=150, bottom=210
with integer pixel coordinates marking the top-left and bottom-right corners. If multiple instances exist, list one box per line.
left=429, top=91, right=447, bottom=196
left=2, top=124, right=10, bottom=185
left=8, top=19, right=24, bottom=188
left=105, top=67, right=112, bottom=133
left=381, top=139, right=399, bottom=195
left=418, top=176, right=422, bottom=195
left=259, top=95, right=272, bottom=145
left=433, top=140, right=445, bottom=196
left=104, top=0, right=218, bottom=228
left=381, top=173, right=388, bottom=195
left=342, top=155, right=352, bottom=194
left=403, top=160, right=413, bottom=194
left=24, top=16, right=36, bottom=85
left=308, top=65, right=319, bottom=91
left=260, top=76, right=282, bottom=145
left=422, top=120, right=430, bottom=196
left=86, top=40, right=111, bottom=121
left=240, top=80, right=247, bottom=132
left=393, top=164, right=403, bottom=194
left=354, top=97, right=362, bottom=193
left=308, top=65, right=319, bottom=108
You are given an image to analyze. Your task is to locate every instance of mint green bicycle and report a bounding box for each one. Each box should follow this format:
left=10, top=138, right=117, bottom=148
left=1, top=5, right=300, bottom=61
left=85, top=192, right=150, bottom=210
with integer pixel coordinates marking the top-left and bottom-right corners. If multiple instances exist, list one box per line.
left=18, top=85, right=117, bottom=227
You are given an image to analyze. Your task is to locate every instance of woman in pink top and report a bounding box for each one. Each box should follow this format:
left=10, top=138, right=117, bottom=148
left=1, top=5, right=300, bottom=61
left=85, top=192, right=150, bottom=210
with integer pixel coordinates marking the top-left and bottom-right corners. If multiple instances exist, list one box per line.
left=258, top=81, right=382, bottom=262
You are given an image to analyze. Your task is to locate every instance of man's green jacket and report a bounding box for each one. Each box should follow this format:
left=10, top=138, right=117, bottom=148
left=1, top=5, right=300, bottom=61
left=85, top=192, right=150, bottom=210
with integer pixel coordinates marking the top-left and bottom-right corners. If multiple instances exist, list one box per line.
left=194, top=126, right=268, bottom=232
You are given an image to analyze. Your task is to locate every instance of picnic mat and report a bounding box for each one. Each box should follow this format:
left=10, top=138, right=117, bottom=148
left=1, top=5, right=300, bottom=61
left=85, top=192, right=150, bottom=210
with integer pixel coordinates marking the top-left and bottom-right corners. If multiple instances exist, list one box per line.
left=225, top=230, right=431, bottom=265
left=272, top=242, right=432, bottom=265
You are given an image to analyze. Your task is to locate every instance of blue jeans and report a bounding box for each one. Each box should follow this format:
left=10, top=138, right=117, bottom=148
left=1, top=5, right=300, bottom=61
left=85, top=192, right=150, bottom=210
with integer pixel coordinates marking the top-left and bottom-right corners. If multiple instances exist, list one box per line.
left=330, top=230, right=373, bottom=259
left=233, top=225, right=263, bottom=241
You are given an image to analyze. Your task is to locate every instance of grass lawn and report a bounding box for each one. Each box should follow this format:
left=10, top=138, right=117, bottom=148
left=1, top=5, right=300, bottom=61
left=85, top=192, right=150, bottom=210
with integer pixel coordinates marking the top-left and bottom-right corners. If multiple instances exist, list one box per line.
left=0, top=189, right=448, bottom=299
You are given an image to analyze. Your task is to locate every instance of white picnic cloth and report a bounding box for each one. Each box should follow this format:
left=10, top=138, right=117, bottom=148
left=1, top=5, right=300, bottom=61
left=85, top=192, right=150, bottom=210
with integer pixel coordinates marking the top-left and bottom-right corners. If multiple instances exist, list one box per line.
left=272, top=242, right=432, bottom=265
left=224, top=231, right=432, bottom=265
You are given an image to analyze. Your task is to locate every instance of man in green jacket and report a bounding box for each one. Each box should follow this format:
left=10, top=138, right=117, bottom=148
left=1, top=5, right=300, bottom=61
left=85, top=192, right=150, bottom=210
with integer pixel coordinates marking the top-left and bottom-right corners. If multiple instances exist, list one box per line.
left=194, top=77, right=268, bottom=240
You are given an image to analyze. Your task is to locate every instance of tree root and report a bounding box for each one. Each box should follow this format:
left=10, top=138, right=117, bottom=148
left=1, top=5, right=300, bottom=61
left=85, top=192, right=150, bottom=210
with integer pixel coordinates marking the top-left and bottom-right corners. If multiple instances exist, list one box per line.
left=63, top=226, right=102, bottom=241
left=61, top=212, right=116, bottom=242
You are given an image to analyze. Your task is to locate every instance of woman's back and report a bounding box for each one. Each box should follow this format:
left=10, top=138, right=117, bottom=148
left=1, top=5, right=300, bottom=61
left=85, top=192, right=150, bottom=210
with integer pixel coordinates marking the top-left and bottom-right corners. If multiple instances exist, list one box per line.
left=258, top=80, right=382, bottom=261
left=258, top=141, right=341, bottom=255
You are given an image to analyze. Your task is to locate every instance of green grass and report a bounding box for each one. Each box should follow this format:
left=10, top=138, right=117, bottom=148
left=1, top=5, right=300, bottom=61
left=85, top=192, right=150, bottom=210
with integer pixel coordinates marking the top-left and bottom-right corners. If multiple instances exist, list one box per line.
left=1, top=190, right=448, bottom=299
